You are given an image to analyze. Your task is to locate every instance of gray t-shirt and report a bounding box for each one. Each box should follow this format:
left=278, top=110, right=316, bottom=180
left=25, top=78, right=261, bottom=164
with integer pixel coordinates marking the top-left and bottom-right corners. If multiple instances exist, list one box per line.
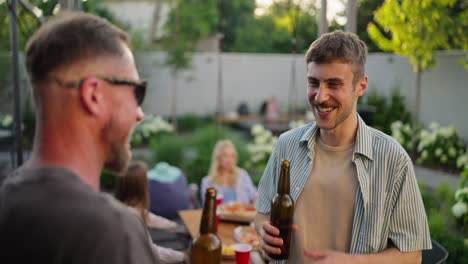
left=0, top=166, right=159, bottom=264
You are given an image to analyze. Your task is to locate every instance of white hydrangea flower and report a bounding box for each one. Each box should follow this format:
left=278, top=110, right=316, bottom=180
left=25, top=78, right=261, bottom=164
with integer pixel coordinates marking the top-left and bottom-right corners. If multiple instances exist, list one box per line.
left=391, top=121, right=403, bottom=131
left=440, top=155, right=448, bottom=163
left=455, top=188, right=468, bottom=201
left=452, top=201, right=468, bottom=218
left=421, top=150, right=428, bottom=160
left=251, top=124, right=264, bottom=136
left=1, top=114, right=13, bottom=127
left=420, top=130, right=429, bottom=141
left=429, top=122, right=439, bottom=131
left=435, top=148, right=443, bottom=157
left=403, top=124, right=412, bottom=134
left=448, top=147, right=457, bottom=158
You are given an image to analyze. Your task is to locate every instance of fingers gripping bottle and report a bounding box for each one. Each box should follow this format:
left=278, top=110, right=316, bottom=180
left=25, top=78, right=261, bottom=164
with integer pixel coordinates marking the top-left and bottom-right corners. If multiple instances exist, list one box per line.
left=269, top=159, right=294, bottom=260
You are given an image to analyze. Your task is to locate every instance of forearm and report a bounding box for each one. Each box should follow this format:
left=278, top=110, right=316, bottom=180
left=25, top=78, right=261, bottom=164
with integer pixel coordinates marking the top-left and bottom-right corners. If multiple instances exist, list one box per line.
left=352, top=247, right=421, bottom=264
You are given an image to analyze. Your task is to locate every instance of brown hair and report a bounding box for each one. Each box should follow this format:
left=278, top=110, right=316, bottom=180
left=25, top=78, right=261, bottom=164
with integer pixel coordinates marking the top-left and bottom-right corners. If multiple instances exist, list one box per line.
left=115, top=161, right=150, bottom=223
left=305, top=30, right=367, bottom=84
left=25, top=12, right=130, bottom=84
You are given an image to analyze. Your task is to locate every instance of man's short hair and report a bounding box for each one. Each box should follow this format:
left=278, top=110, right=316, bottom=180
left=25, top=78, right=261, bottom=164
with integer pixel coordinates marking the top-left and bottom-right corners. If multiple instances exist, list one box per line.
left=25, top=12, right=130, bottom=84
left=305, top=30, right=367, bottom=83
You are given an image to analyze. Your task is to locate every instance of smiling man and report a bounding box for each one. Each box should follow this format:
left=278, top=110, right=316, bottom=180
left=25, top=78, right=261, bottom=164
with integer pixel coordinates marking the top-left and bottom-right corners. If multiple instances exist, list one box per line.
left=0, top=12, right=159, bottom=263
left=255, top=31, right=431, bottom=263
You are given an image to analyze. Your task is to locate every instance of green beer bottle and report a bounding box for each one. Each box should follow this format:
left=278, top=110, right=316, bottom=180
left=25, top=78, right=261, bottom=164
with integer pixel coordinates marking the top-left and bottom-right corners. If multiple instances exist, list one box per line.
left=269, top=159, right=294, bottom=260
left=191, top=187, right=222, bottom=264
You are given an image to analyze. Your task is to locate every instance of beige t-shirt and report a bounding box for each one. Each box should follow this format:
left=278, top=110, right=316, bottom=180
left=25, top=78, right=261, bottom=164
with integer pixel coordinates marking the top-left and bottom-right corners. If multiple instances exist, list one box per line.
left=288, top=137, right=357, bottom=263
left=255, top=138, right=358, bottom=263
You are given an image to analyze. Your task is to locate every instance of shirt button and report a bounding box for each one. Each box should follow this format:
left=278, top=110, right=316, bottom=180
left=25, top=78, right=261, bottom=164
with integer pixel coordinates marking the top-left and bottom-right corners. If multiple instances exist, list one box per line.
left=295, top=187, right=300, bottom=191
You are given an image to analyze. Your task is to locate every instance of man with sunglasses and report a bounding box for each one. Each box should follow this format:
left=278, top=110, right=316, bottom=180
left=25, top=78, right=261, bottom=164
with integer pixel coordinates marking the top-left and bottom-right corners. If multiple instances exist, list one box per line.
left=0, top=12, right=159, bottom=263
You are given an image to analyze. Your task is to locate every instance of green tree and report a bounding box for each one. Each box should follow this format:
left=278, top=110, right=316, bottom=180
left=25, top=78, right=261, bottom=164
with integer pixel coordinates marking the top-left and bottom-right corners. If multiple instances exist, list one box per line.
left=0, top=0, right=125, bottom=51
left=232, top=0, right=318, bottom=53
left=161, top=0, right=217, bottom=129
left=356, top=0, right=385, bottom=52
left=368, top=0, right=467, bottom=124
left=217, top=0, right=256, bottom=52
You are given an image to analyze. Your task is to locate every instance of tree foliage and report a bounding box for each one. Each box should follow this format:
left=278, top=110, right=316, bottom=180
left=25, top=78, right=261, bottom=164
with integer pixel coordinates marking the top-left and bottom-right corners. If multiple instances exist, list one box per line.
left=368, top=0, right=466, bottom=72
left=233, top=0, right=319, bottom=53
left=356, top=0, right=385, bottom=52
left=217, top=0, right=256, bottom=52
left=162, top=0, right=217, bottom=71
left=0, top=0, right=124, bottom=51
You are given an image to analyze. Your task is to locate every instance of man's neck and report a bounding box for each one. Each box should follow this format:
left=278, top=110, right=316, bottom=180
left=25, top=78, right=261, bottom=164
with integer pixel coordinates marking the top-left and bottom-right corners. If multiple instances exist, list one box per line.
left=318, top=112, right=359, bottom=147
left=29, top=127, right=103, bottom=191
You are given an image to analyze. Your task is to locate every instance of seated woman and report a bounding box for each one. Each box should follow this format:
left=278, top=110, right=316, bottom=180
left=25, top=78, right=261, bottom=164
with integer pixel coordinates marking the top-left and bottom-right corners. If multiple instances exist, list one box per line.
left=115, top=161, right=187, bottom=264
left=201, top=139, right=257, bottom=205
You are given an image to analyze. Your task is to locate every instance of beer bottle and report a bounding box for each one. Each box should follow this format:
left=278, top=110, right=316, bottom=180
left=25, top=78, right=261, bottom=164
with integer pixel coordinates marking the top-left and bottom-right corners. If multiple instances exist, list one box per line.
left=269, top=159, right=294, bottom=260
left=191, top=187, right=222, bottom=264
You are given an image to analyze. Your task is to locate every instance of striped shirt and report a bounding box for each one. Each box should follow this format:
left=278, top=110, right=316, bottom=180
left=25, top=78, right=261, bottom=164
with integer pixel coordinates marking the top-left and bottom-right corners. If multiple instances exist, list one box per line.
left=256, top=115, right=431, bottom=262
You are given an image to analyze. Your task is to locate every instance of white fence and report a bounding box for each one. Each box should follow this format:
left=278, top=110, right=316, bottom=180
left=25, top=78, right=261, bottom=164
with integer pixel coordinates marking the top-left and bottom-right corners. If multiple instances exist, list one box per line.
left=0, top=51, right=467, bottom=140
left=137, top=50, right=468, bottom=140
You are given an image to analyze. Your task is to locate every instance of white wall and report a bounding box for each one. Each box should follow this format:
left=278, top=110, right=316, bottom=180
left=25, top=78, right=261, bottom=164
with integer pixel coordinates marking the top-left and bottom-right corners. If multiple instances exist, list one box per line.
left=136, top=51, right=468, bottom=140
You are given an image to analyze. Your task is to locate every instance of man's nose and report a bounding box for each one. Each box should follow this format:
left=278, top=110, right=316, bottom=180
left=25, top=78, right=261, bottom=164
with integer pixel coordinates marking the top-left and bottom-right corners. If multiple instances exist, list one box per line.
left=136, top=106, right=145, bottom=122
left=315, top=85, right=328, bottom=103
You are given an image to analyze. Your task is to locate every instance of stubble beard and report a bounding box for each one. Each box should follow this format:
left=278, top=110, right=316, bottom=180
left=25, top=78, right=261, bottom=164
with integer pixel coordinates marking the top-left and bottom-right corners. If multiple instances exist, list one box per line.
left=102, top=116, right=131, bottom=176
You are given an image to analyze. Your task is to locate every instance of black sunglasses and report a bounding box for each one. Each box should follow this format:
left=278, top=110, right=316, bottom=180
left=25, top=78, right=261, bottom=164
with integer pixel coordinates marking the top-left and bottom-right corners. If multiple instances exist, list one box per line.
left=65, top=76, right=147, bottom=106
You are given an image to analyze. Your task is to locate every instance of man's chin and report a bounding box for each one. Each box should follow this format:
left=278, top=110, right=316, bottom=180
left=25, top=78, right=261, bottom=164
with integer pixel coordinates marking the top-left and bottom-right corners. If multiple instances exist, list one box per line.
left=104, top=150, right=131, bottom=176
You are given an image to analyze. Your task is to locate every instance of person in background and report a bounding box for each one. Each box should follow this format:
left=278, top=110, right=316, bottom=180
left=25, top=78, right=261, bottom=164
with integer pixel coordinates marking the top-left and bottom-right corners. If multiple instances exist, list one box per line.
left=147, top=162, right=192, bottom=219
left=115, top=161, right=188, bottom=264
left=201, top=139, right=257, bottom=204
left=265, top=96, right=280, bottom=122
left=0, top=12, right=158, bottom=263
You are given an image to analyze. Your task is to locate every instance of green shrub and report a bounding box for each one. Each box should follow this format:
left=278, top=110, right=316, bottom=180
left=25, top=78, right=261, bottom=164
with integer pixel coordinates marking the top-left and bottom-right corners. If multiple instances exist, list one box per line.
left=149, top=133, right=185, bottom=167
left=131, top=115, right=174, bottom=147
left=417, top=123, right=466, bottom=170
left=176, top=113, right=214, bottom=133
left=421, top=182, right=468, bottom=263
left=360, top=88, right=412, bottom=135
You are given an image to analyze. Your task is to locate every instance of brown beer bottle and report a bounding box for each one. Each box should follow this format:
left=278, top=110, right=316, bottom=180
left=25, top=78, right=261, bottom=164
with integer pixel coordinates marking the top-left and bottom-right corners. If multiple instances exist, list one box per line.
left=191, top=187, right=222, bottom=264
left=269, top=159, right=294, bottom=260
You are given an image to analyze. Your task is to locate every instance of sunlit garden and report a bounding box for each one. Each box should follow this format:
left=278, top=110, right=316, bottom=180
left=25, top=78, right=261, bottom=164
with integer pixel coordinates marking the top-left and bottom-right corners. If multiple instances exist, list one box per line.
left=0, top=0, right=467, bottom=263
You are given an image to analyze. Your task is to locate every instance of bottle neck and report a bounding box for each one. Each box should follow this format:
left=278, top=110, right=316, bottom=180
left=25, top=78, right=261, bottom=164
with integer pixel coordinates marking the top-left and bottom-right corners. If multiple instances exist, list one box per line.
left=277, top=166, right=290, bottom=195
left=200, top=195, right=217, bottom=234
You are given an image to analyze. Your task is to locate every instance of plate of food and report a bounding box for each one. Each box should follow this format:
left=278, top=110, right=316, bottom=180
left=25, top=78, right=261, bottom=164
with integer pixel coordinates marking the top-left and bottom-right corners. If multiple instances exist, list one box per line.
left=222, top=243, right=236, bottom=259
left=233, top=225, right=260, bottom=251
left=218, top=202, right=256, bottom=223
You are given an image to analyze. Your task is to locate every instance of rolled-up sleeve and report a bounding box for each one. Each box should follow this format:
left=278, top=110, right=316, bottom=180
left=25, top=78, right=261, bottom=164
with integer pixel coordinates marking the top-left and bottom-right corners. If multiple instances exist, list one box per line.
left=388, top=157, right=432, bottom=252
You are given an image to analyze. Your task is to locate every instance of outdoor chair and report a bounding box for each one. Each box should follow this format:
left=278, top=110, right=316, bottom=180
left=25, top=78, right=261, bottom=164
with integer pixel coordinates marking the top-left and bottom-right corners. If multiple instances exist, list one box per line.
left=148, top=171, right=191, bottom=220
left=422, top=239, right=449, bottom=264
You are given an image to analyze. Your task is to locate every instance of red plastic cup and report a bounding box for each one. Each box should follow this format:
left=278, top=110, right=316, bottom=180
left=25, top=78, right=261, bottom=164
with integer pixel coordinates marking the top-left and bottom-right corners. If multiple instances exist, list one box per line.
left=216, top=194, right=224, bottom=206
left=233, top=243, right=252, bottom=264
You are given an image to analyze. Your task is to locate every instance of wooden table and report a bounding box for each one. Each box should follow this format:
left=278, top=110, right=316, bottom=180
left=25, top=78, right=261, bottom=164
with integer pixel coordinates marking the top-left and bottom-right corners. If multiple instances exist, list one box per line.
left=179, top=209, right=264, bottom=264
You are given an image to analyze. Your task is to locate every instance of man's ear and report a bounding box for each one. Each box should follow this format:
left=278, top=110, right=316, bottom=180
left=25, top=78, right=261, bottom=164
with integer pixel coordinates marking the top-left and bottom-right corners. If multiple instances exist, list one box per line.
left=357, top=75, right=368, bottom=97
left=79, top=77, right=104, bottom=116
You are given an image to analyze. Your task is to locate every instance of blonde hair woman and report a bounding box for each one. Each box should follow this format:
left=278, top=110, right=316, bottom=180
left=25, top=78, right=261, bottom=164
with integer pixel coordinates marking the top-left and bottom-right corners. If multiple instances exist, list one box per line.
left=201, top=140, right=257, bottom=204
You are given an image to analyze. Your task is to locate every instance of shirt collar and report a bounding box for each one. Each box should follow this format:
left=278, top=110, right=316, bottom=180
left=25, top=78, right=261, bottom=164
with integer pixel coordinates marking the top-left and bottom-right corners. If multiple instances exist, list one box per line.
left=300, top=114, right=374, bottom=161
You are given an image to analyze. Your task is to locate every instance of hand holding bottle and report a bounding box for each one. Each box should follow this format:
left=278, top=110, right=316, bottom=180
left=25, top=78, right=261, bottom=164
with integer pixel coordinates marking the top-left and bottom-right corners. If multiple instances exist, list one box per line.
left=259, top=221, right=298, bottom=261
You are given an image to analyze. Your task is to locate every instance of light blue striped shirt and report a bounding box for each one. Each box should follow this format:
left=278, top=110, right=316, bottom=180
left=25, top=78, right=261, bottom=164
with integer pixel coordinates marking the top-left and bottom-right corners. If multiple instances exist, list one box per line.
left=256, top=115, right=431, bottom=259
